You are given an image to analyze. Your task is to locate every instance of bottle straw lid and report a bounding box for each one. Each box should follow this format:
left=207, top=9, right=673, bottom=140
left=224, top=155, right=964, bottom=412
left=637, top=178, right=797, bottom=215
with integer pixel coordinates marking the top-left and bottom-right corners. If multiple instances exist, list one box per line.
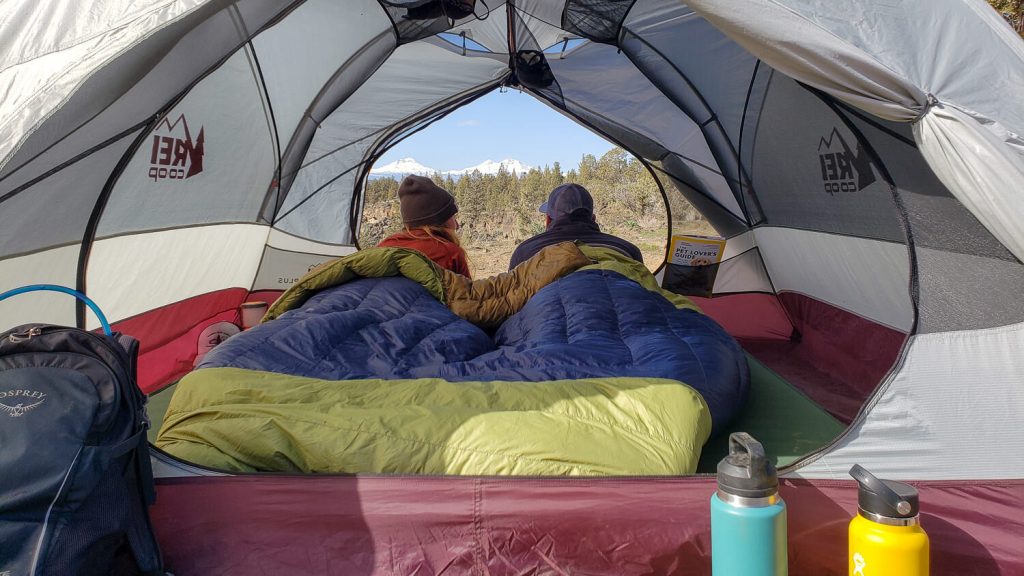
left=850, top=464, right=919, bottom=519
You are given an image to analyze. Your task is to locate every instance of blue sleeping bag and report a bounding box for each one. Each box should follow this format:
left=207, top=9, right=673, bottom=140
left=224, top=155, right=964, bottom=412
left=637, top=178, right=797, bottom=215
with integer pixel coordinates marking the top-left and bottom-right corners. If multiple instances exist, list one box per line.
left=200, top=269, right=749, bottom=434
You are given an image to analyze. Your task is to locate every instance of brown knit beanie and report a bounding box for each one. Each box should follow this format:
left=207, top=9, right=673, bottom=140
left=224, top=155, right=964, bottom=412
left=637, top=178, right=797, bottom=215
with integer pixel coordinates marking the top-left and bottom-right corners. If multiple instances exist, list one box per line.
left=397, top=175, right=458, bottom=227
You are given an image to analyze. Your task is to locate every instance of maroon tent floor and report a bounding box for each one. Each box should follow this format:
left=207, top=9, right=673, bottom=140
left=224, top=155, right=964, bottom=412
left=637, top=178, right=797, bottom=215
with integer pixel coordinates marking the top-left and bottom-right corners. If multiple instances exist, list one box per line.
left=152, top=475, right=1023, bottom=575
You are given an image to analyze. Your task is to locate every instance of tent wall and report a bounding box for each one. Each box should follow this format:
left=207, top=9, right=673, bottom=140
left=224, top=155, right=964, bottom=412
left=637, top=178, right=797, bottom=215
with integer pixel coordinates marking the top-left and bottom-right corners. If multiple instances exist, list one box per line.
left=250, top=242, right=356, bottom=293
left=273, top=38, right=507, bottom=243
left=797, top=322, right=1024, bottom=480
left=86, top=225, right=269, bottom=327
left=754, top=228, right=912, bottom=332
left=747, top=76, right=907, bottom=243
left=713, top=0, right=1024, bottom=141
left=706, top=233, right=772, bottom=294
left=0, top=134, right=138, bottom=262
left=0, top=0, right=301, bottom=238
left=0, top=246, right=80, bottom=328
left=619, top=0, right=755, bottom=217
left=258, top=0, right=399, bottom=226
left=915, top=247, right=1024, bottom=333
left=84, top=224, right=269, bottom=390
left=448, top=4, right=515, bottom=53
left=839, top=111, right=1024, bottom=334
left=685, top=0, right=1024, bottom=265
left=118, top=289, right=249, bottom=391
left=149, top=475, right=1024, bottom=574
left=624, top=0, right=757, bottom=150
left=0, top=0, right=308, bottom=331
left=253, top=0, right=393, bottom=152
left=0, top=0, right=248, bottom=173
left=0, top=138, right=136, bottom=329
left=266, top=32, right=397, bottom=222
left=98, top=48, right=278, bottom=236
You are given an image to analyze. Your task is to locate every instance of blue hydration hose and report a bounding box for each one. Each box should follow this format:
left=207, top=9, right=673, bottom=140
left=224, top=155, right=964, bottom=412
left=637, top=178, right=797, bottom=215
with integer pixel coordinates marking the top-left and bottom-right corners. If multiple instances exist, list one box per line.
left=0, top=284, right=113, bottom=336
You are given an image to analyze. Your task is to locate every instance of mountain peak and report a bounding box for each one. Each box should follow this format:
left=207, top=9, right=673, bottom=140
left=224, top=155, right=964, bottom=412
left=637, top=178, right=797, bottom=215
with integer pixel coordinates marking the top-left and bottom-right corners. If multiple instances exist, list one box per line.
left=371, top=157, right=535, bottom=178
left=446, top=158, right=534, bottom=176
left=370, top=158, right=438, bottom=175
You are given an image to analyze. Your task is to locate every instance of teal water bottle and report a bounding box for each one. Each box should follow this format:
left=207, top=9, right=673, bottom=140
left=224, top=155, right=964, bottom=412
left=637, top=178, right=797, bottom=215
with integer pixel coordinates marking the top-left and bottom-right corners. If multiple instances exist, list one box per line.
left=711, top=432, right=787, bottom=576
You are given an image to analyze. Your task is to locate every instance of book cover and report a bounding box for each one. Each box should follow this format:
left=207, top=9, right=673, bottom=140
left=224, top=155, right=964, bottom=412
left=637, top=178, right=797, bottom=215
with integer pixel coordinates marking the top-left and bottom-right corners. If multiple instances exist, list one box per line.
left=663, top=235, right=726, bottom=297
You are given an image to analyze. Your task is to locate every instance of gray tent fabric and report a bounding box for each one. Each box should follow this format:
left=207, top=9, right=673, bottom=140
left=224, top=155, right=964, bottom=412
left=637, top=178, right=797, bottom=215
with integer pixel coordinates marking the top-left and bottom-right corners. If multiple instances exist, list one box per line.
left=1, top=0, right=1023, bottom=482
left=684, top=0, right=1024, bottom=262
left=275, top=38, right=507, bottom=242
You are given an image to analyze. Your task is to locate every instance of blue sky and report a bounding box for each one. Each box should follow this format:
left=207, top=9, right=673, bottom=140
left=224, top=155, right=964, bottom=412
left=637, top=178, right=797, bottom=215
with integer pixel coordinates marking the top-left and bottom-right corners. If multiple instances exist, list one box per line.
left=374, top=89, right=615, bottom=172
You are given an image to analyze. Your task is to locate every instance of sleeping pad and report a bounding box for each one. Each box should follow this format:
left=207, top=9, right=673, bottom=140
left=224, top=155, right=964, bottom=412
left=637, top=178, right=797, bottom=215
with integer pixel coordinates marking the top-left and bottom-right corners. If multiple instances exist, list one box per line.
left=156, top=244, right=748, bottom=475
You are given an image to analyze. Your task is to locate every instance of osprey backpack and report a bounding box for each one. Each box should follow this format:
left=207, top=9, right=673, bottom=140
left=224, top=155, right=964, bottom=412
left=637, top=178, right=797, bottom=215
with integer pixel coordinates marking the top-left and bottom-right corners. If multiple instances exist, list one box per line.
left=0, top=285, right=164, bottom=576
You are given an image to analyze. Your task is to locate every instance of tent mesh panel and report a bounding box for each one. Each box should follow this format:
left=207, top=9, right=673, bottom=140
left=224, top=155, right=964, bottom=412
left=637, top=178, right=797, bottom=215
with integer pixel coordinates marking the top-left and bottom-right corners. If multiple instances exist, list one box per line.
left=379, top=1, right=461, bottom=43
left=843, top=111, right=1018, bottom=262
left=839, top=110, right=1024, bottom=332
left=562, top=0, right=634, bottom=44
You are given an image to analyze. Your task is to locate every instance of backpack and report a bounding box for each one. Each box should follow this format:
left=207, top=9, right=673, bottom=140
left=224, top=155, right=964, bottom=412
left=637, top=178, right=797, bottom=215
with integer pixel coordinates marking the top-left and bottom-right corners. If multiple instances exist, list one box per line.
left=0, top=285, right=164, bottom=576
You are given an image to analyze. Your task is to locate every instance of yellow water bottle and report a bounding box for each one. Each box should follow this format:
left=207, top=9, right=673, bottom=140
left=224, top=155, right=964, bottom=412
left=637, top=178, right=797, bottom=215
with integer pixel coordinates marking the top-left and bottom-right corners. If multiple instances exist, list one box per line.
left=849, top=465, right=929, bottom=576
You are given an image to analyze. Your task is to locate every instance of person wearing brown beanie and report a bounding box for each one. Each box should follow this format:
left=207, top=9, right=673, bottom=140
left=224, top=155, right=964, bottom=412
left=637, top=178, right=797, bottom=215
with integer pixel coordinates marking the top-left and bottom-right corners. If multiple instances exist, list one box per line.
left=377, top=175, right=471, bottom=277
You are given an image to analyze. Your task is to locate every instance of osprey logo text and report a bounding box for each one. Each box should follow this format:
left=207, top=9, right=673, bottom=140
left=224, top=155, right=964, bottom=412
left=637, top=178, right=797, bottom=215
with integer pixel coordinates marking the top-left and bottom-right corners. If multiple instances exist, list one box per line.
left=0, top=389, right=46, bottom=417
left=149, top=113, right=205, bottom=181
left=817, top=128, right=875, bottom=195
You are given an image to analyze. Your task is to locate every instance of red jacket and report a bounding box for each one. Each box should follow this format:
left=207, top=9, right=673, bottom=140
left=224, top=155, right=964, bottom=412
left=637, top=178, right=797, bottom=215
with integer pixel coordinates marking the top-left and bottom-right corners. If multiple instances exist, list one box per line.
left=378, top=231, right=472, bottom=278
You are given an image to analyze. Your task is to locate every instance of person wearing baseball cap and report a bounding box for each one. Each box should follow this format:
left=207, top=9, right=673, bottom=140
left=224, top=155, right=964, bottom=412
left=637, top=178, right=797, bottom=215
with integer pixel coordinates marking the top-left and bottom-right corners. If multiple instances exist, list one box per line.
left=508, top=183, right=643, bottom=269
left=378, top=175, right=471, bottom=277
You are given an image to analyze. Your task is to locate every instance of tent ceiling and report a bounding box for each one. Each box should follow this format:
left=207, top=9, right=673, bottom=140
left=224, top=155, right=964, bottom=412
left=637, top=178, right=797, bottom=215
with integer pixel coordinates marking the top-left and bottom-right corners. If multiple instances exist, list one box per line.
left=275, top=37, right=508, bottom=242
left=448, top=0, right=582, bottom=54
left=547, top=41, right=744, bottom=218
left=623, top=0, right=757, bottom=146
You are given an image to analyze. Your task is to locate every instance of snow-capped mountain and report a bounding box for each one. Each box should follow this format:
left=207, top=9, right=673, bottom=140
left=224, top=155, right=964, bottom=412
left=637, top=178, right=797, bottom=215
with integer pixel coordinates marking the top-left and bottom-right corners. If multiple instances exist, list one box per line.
left=369, top=157, right=534, bottom=180
left=445, top=158, right=533, bottom=176
left=370, top=157, right=438, bottom=176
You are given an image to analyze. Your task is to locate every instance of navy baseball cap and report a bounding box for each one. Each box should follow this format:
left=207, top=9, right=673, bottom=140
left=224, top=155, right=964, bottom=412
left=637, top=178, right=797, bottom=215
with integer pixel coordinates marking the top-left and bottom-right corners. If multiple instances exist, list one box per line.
left=538, top=183, right=594, bottom=221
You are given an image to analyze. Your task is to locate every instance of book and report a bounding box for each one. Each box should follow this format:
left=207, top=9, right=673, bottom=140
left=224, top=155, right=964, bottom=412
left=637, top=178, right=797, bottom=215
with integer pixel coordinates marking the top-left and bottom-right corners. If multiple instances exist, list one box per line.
left=663, top=235, right=726, bottom=297
left=668, top=235, right=726, bottom=267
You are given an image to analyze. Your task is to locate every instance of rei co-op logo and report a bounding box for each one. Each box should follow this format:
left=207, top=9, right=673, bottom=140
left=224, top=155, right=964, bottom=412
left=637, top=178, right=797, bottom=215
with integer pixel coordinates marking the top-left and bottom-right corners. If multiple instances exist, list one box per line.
left=148, top=113, right=205, bottom=182
left=817, top=127, right=875, bottom=196
left=0, top=389, right=46, bottom=418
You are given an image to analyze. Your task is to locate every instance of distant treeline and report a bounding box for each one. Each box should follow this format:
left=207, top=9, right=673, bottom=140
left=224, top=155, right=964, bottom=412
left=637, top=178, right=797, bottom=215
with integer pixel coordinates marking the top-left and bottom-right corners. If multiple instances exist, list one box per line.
left=360, top=147, right=703, bottom=248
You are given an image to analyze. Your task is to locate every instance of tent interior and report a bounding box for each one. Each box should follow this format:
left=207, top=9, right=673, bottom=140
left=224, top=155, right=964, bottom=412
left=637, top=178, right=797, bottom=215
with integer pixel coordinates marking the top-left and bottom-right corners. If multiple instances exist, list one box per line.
left=2, top=0, right=1023, bottom=478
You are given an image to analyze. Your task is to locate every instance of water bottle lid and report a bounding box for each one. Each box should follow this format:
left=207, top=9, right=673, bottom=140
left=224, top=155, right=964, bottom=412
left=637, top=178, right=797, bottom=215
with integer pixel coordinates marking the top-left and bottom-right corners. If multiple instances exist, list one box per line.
left=850, top=465, right=919, bottom=519
left=716, top=432, right=778, bottom=499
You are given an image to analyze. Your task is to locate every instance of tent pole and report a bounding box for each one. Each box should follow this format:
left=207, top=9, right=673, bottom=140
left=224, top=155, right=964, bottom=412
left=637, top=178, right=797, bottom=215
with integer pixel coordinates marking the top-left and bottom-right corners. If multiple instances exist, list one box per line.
left=74, top=125, right=157, bottom=329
